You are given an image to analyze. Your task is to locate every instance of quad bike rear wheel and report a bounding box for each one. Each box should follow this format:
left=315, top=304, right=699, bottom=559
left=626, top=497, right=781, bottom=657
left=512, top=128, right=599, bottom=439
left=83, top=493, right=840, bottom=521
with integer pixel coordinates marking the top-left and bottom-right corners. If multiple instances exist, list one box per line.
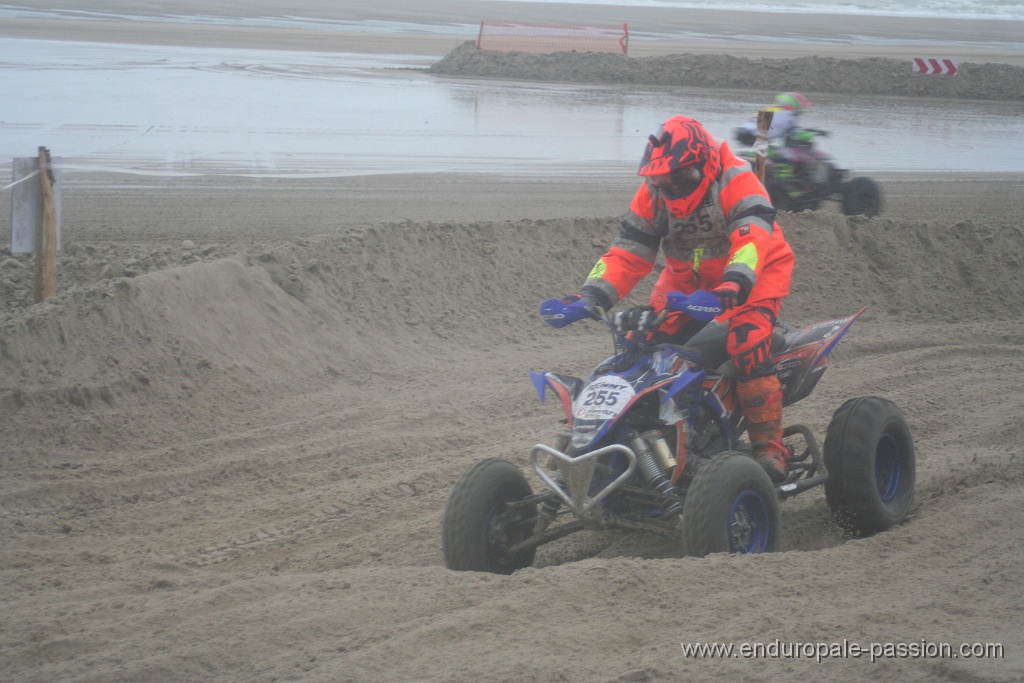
left=841, top=176, right=882, bottom=217
left=681, top=451, right=781, bottom=556
left=442, top=458, right=537, bottom=573
left=823, top=396, right=915, bottom=535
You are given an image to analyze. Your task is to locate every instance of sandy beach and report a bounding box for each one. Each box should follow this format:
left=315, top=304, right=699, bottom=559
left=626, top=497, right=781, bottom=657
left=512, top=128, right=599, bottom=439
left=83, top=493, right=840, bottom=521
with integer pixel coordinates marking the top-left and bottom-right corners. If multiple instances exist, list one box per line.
left=2, top=3, right=1023, bottom=682
left=4, top=0, right=1024, bottom=63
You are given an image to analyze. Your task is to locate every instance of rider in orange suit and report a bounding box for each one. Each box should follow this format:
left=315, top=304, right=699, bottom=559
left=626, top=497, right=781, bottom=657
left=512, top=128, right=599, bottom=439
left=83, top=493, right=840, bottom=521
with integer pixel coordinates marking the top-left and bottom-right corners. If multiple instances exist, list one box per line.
left=564, top=115, right=796, bottom=481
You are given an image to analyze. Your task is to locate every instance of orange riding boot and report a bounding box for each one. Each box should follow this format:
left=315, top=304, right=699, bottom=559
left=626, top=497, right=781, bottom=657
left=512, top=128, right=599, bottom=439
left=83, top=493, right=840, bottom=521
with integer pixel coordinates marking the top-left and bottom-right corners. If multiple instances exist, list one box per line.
left=737, top=375, right=789, bottom=483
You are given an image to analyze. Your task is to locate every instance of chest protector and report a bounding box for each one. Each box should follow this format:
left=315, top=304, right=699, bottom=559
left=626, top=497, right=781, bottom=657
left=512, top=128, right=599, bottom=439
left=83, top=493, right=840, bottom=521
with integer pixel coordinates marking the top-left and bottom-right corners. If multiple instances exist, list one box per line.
left=652, top=179, right=732, bottom=267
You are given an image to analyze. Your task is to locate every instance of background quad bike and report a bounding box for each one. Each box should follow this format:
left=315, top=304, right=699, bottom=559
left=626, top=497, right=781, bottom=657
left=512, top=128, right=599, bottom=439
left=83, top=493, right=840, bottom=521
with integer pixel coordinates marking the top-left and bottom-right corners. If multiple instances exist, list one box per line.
left=764, top=161, right=884, bottom=217
left=737, top=135, right=884, bottom=217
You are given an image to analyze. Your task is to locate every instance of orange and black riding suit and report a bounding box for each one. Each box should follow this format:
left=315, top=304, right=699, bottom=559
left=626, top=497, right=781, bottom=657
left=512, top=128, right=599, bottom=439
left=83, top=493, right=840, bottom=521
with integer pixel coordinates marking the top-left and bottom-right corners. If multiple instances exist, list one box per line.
left=581, top=140, right=795, bottom=380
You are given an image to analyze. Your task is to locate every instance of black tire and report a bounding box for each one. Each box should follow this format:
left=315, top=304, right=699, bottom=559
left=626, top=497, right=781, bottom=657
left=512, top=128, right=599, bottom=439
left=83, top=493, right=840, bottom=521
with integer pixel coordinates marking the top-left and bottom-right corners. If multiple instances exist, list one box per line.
left=769, top=187, right=792, bottom=213
left=841, top=176, right=883, bottom=217
left=441, top=458, right=536, bottom=573
left=681, top=451, right=781, bottom=557
left=824, top=396, right=915, bottom=535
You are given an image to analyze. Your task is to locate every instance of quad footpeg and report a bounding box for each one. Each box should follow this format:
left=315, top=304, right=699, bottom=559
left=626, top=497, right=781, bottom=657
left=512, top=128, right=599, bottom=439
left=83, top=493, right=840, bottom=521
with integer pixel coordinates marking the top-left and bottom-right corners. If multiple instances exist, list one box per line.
left=777, top=423, right=828, bottom=498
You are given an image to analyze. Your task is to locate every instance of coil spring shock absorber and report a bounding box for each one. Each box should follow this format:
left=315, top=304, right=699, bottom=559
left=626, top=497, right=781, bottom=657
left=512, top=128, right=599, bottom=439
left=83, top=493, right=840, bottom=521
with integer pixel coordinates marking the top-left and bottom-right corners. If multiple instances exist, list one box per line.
left=631, top=431, right=683, bottom=516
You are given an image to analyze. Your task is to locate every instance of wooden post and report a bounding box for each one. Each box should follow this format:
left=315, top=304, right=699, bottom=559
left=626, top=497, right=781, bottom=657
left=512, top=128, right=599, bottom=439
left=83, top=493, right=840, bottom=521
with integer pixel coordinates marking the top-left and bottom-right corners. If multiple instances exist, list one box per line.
left=34, top=146, right=58, bottom=303
left=753, top=108, right=775, bottom=184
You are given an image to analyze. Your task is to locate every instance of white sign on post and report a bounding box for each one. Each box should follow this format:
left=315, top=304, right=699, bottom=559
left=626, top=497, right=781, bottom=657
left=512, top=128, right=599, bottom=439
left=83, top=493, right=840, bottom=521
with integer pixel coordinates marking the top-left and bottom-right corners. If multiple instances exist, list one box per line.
left=10, top=157, right=62, bottom=254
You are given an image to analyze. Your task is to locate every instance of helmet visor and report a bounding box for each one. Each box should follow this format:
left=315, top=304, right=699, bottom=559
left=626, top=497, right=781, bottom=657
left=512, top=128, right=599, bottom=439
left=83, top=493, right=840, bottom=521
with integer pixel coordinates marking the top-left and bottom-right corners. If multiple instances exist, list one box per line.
left=651, top=166, right=703, bottom=199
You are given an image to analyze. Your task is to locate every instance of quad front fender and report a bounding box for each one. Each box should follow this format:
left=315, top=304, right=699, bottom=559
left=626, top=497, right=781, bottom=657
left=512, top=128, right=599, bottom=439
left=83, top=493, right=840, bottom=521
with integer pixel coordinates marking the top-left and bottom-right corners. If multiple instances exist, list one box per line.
left=530, top=370, right=584, bottom=424
left=662, top=367, right=704, bottom=407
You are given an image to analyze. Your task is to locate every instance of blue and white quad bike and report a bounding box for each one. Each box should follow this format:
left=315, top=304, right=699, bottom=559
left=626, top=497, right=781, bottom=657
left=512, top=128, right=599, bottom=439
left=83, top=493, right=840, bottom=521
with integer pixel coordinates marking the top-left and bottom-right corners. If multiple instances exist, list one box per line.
left=442, top=291, right=915, bottom=573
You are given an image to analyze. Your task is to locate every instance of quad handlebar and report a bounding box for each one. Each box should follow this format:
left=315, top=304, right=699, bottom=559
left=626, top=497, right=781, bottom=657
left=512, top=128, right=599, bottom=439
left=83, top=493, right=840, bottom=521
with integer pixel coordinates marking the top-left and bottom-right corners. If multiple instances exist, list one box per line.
left=540, top=289, right=722, bottom=330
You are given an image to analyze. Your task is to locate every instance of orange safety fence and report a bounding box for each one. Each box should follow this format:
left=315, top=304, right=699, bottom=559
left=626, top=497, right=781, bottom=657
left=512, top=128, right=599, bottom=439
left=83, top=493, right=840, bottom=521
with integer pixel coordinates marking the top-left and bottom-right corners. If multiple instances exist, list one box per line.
left=477, top=20, right=629, bottom=55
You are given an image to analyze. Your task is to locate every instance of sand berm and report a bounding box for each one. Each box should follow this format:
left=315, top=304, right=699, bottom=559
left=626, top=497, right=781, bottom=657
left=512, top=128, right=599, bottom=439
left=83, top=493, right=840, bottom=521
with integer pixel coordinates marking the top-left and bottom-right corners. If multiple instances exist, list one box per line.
left=429, top=41, right=1024, bottom=100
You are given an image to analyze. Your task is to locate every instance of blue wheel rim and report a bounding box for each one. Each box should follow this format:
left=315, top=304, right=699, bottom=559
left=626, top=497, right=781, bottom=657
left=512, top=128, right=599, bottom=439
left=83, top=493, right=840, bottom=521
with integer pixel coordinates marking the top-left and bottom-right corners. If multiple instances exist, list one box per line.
left=728, top=489, right=772, bottom=553
left=875, top=433, right=903, bottom=502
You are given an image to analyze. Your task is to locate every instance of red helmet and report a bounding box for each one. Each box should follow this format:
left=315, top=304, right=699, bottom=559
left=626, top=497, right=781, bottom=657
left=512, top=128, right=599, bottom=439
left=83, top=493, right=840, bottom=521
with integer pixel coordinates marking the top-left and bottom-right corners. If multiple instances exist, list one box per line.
left=638, top=116, right=721, bottom=215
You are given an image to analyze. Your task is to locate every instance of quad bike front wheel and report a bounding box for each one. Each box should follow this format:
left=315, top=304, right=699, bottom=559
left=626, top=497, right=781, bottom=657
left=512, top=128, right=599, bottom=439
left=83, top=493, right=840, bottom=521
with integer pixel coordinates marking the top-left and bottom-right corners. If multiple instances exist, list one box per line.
left=442, top=458, right=537, bottom=574
left=681, top=451, right=781, bottom=556
left=824, top=396, right=915, bottom=535
left=841, top=176, right=883, bottom=217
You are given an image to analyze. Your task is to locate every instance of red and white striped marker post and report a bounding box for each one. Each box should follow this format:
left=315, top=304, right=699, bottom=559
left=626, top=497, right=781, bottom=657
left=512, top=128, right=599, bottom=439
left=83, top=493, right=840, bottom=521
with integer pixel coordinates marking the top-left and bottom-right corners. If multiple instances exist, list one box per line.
left=912, top=58, right=959, bottom=75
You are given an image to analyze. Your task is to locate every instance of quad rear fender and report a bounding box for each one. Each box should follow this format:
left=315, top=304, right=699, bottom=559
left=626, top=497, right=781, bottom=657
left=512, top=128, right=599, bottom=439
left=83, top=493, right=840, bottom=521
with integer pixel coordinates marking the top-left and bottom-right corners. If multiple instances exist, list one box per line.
left=776, top=308, right=866, bottom=406
left=797, top=308, right=866, bottom=365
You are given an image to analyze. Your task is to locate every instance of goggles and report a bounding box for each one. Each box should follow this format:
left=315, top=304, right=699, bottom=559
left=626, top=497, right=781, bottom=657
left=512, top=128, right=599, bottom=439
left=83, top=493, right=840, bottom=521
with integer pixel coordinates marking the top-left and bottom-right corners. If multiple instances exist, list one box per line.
left=651, top=166, right=703, bottom=199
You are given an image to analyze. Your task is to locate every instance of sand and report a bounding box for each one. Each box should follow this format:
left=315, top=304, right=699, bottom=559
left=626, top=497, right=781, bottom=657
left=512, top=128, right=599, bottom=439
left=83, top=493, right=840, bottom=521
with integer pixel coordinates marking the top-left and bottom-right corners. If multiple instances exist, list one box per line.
left=2, top=3, right=1023, bottom=682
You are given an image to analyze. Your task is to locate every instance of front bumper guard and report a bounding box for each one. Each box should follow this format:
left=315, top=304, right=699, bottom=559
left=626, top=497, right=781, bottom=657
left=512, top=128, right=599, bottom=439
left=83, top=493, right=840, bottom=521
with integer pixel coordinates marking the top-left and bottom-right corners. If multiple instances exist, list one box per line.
left=530, top=443, right=637, bottom=519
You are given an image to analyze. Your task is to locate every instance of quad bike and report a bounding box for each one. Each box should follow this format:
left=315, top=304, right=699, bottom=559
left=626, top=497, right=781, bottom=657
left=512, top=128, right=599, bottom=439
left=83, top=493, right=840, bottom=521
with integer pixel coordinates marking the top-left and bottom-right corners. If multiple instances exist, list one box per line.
left=441, top=291, right=915, bottom=573
left=734, top=128, right=883, bottom=217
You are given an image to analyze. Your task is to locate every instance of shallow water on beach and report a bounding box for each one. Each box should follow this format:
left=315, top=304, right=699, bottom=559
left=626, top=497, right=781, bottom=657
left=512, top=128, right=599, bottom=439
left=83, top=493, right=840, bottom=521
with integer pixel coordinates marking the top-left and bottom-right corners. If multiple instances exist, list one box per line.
left=2, top=37, right=1022, bottom=180
left=478, top=0, right=1024, bottom=21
